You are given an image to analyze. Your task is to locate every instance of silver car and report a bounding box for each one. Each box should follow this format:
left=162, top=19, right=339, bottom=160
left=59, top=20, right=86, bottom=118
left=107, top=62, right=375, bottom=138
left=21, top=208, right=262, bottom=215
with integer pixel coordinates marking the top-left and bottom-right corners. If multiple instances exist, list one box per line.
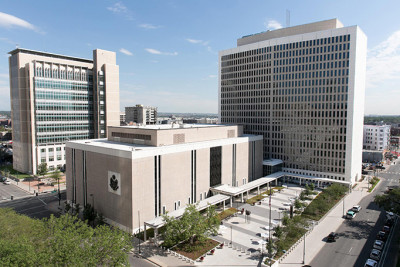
left=370, top=249, right=381, bottom=261
left=373, top=240, right=384, bottom=250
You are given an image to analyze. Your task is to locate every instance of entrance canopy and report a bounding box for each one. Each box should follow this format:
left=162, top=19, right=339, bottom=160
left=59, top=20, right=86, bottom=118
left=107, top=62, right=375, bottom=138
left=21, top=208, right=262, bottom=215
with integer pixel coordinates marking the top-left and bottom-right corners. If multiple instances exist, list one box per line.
left=144, top=194, right=230, bottom=229
left=210, top=177, right=278, bottom=197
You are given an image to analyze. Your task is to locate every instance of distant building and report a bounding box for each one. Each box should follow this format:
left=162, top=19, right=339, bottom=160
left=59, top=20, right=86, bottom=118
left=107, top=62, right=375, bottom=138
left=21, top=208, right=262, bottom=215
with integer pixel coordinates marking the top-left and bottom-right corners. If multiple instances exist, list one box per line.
left=125, top=105, right=157, bottom=125
left=9, top=48, right=120, bottom=174
left=391, top=126, right=400, bottom=136
left=363, top=125, right=391, bottom=151
left=66, top=124, right=263, bottom=231
left=120, top=112, right=126, bottom=125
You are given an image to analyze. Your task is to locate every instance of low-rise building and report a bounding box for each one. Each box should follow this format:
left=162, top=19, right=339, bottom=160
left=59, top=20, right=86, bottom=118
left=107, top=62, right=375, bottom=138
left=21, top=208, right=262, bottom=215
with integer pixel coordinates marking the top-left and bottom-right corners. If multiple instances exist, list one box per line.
left=125, top=104, right=157, bottom=125
left=363, top=125, right=391, bottom=151
left=66, top=124, right=263, bottom=231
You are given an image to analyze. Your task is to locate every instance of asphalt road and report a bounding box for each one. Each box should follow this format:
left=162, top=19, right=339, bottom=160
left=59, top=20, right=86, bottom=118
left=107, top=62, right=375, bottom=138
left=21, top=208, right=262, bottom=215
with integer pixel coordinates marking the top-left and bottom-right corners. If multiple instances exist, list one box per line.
left=128, top=253, right=159, bottom=267
left=0, top=192, right=65, bottom=219
left=0, top=182, right=30, bottom=200
left=310, top=160, right=400, bottom=267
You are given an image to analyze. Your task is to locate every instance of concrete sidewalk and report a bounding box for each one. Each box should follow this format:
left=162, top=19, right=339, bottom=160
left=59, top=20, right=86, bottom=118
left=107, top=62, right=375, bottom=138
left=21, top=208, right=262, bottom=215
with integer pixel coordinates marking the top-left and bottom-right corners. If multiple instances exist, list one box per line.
left=278, top=179, right=371, bottom=267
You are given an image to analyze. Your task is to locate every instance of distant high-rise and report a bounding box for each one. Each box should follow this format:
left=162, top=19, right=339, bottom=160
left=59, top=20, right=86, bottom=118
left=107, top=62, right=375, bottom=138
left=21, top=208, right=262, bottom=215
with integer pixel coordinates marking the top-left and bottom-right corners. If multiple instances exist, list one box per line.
left=125, top=104, right=157, bottom=125
left=9, top=48, right=120, bottom=174
left=219, top=19, right=367, bottom=183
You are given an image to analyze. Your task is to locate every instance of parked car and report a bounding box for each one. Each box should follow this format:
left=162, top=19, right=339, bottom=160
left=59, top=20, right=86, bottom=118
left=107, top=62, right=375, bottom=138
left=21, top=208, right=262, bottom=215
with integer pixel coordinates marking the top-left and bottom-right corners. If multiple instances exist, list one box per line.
left=346, top=210, right=356, bottom=219
left=370, top=249, right=381, bottom=261
left=327, top=232, right=338, bottom=242
left=376, top=165, right=385, bottom=170
left=383, top=225, right=391, bottom=233
left=3, top=179, right=11, bottom=185
left=373, top=240, right=384, bottom=250
left=377, top=231, right=387, bottom=241
left=362, top=170, right=369, bottom=175
left=352, top=205, right=362, bottom=212
left=364, top=259, right=378, bottom=267
left=386, top=218, right=394, bottom=226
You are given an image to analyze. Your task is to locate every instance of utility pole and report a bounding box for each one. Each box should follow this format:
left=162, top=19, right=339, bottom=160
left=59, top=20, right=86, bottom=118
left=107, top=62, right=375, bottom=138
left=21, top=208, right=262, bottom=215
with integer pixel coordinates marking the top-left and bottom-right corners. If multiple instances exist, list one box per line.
left=268, top=185, right=272, bottom=267
left=138, top=211, right=141, bottom=254
left=303, top=234, right=306, bottom=264
left=230, top=225, right=233, bottom=245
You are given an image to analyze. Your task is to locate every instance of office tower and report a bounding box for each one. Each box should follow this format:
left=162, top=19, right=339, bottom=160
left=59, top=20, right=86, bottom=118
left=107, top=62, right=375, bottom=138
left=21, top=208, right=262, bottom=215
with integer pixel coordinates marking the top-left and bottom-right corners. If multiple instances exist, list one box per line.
left=363, top=124, right=391, bottom=151
left=125, top=104, right=157, bottom=125
left=66, top=124, right=262, bottom=231
left=219, top=19, right=367, bottom=183
left=9, top=48, right=120, bottom=174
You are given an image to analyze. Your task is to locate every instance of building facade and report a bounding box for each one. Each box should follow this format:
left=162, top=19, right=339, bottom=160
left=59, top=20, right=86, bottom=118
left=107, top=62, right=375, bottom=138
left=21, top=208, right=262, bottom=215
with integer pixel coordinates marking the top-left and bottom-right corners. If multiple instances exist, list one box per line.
left=125, top=104, right=157, bottom=125
left=9, top=48, right=120, bottom=174
left=219, top=19, right=367, bottom=183
left=363, top=124, right=391, bottom=150
left=66, top=124, right=263, bottom=231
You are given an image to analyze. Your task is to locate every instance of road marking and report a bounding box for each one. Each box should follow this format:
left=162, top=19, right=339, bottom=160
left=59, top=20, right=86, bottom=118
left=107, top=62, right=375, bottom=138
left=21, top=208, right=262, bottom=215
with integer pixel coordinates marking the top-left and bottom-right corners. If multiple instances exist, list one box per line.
left=37, top=197, right=47, bottom=206
left=348, top=247, right=352, bottom=254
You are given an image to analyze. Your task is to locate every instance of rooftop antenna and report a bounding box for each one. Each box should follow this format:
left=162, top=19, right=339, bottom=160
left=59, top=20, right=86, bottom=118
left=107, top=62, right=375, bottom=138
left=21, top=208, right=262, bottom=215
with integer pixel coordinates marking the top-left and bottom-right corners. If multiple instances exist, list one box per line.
left=286, top=9, right=290, bottom=27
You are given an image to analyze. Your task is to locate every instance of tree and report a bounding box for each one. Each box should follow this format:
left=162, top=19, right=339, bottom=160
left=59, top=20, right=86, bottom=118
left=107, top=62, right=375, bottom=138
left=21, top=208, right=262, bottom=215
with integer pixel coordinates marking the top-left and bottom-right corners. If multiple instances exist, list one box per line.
left=273, top=225, right=283, bottom=239
left=0, top=208, right=132, bottom=266
left=294, top=199, right=303, bottom=210
left=83, top=204, right=97, bottom=226
left=282, top=213, right=290, bottom=226
left=310, top=183, right=315, bottom=191
left=162, top=204, right=220, bottom=248
left=375, top=188, right=400, bottom=214
left=37, top=163, right=48, bottom=176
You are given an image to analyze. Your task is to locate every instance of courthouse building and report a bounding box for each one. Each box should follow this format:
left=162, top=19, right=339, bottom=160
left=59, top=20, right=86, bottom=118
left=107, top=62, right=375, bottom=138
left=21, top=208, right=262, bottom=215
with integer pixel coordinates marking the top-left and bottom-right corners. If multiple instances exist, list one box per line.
left=66, top=124, right=263, bottom=231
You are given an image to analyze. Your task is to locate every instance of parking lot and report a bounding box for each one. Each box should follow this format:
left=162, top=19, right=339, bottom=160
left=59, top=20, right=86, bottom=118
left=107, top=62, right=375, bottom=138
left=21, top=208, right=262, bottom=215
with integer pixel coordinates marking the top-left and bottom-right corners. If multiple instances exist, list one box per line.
left=201, top=183, right=320, bottom=266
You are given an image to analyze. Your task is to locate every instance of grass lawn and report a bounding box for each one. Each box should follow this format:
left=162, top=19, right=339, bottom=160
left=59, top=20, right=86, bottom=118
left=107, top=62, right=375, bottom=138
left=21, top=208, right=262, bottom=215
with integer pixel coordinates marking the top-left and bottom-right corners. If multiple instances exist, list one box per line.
left=172, top=238, right=219, bottom=260
left=0, top=165, right=32, bottom=179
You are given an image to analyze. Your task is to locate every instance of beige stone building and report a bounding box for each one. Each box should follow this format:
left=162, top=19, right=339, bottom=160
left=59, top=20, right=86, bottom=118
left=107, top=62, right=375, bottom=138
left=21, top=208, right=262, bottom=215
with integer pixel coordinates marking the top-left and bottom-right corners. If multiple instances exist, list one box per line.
left=9, top=48, right=120, bottom=174
left=219, top=19, right=367, bottom=184
left=125, top=104, right=157, bottom=125
left=66, top=124, right=263, bottom=231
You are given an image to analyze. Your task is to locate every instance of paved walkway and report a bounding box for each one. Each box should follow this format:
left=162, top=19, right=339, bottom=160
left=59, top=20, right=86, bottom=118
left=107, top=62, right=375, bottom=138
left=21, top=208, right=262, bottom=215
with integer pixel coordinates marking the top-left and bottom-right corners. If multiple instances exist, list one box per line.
left=278, top=178, right=371, bottom=267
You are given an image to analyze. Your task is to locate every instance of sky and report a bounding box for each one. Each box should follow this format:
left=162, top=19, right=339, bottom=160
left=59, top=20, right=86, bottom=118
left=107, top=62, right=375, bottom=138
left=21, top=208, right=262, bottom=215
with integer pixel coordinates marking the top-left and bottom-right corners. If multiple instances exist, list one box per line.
left=0, top=0, right=400, bottom=115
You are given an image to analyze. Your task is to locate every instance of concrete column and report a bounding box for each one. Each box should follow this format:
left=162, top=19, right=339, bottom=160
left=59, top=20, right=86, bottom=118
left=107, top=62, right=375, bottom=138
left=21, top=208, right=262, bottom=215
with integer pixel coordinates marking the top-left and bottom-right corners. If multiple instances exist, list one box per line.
left=275, top=179, right=278, bottom=186
left=223, top=201, right=226, bottom=210
left=246, top=191, right=249, bottom=199
left=144, top=225, right=147, bottom=241
left=241, top=193, right=244, bottom=202
left=257, top=186, right=260, bottom=195
left=230, top=196, right=233, bottom=207
left=154, top=228, right=158, bottom=245
left=299, top=179, right=302, bottom=186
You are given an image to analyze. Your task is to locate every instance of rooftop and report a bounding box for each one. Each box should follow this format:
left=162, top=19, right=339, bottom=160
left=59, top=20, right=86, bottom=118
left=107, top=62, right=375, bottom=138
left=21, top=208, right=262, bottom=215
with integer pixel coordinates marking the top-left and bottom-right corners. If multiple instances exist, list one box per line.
left=237, top=18, right=344, bottom=46
left=8, top=48, right=93, bottom=64
left=111, top=123, right=224, bottom=130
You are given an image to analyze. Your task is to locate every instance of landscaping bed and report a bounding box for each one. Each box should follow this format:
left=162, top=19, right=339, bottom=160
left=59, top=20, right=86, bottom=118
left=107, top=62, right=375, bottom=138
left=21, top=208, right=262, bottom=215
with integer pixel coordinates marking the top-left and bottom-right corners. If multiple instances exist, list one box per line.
left=0, top=165, right=32, bottom=180
left=216, top=208, right=238, bottom=221
left=368, top=177, right=380, bottom=192
left=171, top=238, right=219, bottom=260
left=246, top=189, right=275, bottom=205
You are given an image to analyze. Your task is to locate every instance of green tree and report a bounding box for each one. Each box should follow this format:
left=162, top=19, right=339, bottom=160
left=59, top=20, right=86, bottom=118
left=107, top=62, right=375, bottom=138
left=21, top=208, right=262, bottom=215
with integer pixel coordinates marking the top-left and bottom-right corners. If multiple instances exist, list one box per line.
left=310, top=183, right=315, bottom=191
left=37, top=163, right=48, bottom=176
left=273, top=225, right=283, bottom=239
left=0, top=208, right=132, bottom=266
left=162, top=204, right=220, bottom=248
left=375, top=188, right=400, bottom=214
left=282, top=213, right=290, bottom=226
left=294, top=199, right=303, bottom=210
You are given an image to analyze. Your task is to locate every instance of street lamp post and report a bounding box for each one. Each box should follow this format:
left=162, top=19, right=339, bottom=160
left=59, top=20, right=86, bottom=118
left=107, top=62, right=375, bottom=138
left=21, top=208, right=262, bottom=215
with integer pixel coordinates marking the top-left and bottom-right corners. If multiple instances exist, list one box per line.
left=58, top=176, right=61, bottom=206
left=138, top=210, right=141, bottom=254
left=268, top=186, right=272, bottom=267
left=302, top=234, right=306, bottom=264
left=230, top=225, right=233, bottom=245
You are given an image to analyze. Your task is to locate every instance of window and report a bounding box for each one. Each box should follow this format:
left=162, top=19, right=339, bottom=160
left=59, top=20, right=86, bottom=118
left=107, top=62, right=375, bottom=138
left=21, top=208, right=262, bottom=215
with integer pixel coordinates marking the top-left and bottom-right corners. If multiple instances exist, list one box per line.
left=56, top=147, right=62, bottom=151
left=49, top=157, right=54, bottom=162
left=41, top=157, right=46, bottom=163
left=49, top=148, right=54, bottom=152
left=57, top=155, right=62, bottom=160
left=41, top=149, right=45, bottom=153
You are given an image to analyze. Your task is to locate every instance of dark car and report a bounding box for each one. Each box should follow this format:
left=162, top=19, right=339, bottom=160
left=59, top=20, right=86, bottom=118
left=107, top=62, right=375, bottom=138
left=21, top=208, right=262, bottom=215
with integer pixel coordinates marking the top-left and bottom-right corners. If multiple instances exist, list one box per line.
left=327, top=232, right=338, bottom=242
left=383, top=225, right=391, bottom=233
left=377, top=231, right=387, bottom=241
left=376, top=165, right=385, bottom=170
left=386, top=218, right=394, bottom=226
left=362, top=170, right=369, bottom=175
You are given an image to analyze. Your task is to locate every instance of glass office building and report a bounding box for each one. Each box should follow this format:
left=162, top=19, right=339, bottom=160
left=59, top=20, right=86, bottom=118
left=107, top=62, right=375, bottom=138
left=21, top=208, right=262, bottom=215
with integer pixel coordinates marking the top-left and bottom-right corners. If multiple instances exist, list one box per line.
left=9, top=48, right=120, bottom=174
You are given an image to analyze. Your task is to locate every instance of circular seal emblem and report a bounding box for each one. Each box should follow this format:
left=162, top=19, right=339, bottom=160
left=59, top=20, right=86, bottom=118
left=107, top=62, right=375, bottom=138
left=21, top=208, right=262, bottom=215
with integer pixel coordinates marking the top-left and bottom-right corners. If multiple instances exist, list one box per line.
left=109, top=174, right=119, bottom=191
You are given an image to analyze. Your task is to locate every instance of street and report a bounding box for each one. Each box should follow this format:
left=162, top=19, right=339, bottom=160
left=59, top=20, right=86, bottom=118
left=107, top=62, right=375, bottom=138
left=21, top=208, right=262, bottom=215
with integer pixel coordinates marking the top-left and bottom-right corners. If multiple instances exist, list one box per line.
left=310, top=160, right=400, bottom=267
left=0, top=182, right=30, bottom=200
left=0, top=192, right=65, bottom=219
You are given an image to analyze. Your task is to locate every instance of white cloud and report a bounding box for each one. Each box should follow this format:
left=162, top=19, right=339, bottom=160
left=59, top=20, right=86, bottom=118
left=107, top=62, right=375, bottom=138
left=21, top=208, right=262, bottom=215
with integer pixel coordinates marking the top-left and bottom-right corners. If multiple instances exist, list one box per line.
left=139, top=24, right=161, bottom=30
left=264, top=19, right=283, bottom=30
left=186, top=38, right=203, bottom=44
left=0, top=12, right=43, bottom=34
left=107, top=2, right=128, bottom=13
left=366, top=30, right=400, bottom=88
left=145, top=48, right=178, bottom=56
left=119, top=48, right=133, bottom=56
left=208, top=75, right=217, bottom=78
